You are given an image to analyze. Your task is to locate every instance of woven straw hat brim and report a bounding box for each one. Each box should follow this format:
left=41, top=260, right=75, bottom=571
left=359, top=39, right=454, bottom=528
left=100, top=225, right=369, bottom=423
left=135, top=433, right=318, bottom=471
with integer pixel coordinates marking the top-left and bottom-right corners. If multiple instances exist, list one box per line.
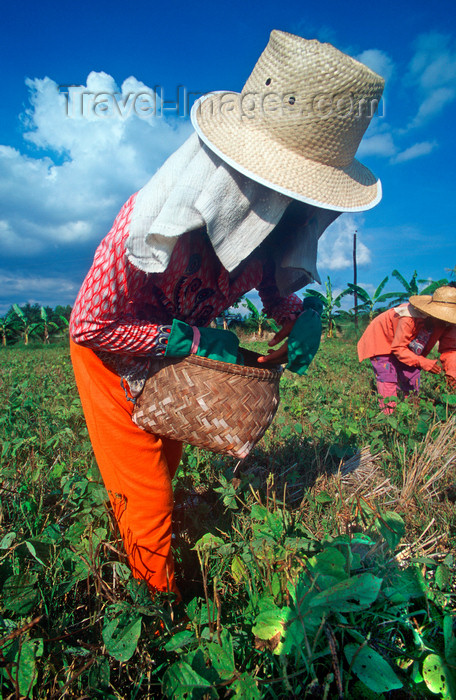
left=409, top=295, right=456, bottom=324
left=191, top=92, right=382, bottom=213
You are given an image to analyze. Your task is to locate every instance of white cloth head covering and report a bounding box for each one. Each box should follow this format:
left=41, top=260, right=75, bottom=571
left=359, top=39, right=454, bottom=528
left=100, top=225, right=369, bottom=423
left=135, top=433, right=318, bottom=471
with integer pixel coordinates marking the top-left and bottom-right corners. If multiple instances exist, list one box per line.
left=126, top=132, right=340, bottom=295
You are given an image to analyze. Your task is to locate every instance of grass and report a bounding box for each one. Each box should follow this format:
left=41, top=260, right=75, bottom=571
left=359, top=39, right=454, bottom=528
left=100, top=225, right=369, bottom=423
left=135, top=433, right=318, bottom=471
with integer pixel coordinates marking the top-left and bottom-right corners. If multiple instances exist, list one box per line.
left=0, top=337, right=455, bottom=698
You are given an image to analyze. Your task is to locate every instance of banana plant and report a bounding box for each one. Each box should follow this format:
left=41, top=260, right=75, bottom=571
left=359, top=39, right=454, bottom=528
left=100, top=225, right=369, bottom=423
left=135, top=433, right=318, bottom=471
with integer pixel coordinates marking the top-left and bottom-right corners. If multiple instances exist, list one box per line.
left=11, top=304, right=41, bottom=345
left=344, top=276, right=390, bottom=321
left=40, top=306, right=60, bottom=344
left=304, top=276, right=348, bottom=337
left=377, top=270, right=448, bottom=308
left=0, top=313, right=14, bottom=346
left=242, top=297, right=271, bottom=337
left=58, top=314, right=70, bottom=335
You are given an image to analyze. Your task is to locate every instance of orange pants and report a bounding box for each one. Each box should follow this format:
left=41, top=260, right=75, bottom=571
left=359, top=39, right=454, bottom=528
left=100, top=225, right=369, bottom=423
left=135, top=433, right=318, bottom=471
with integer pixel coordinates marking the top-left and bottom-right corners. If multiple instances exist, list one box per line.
left=70, top=340, right=183, bottom=597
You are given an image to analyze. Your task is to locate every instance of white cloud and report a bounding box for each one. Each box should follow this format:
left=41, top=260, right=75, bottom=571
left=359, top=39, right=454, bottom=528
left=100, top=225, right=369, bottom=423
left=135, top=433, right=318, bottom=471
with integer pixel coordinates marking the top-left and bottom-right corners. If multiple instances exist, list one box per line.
left=0, top=270, right=80, bottom=315
left=317, top=215, right=371, bottom=271
left=412, top=87, right=455, bottom=125
left=0, top=73, right=192, bottom=259
left=392, top=140, right=438, bottom=163
left=407, top=33, right=456, bottom=126
left=357, top=132, right=396, bottom=158
left=0, top=270, right=78, bottom=294
left=409, top=33, right=456, bottom=90
left=356, top=49, right=394, bottom=82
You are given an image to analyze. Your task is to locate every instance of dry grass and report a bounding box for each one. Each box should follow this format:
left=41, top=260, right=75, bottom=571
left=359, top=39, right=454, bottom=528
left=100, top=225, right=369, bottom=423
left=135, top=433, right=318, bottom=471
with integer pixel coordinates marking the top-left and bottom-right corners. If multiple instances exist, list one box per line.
left=304, top=433, right=456, bottom=562
left=394, top=517, right=448, bottom=564
left=338, top=446, right=399, bottom=503
left=401, top=416, right=456, bottom=502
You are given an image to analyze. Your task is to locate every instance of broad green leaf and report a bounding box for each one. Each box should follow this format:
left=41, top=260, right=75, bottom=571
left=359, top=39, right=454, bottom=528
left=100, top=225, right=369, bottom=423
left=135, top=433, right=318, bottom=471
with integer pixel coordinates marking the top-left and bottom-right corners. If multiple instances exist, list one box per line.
left=280, top=613, right=323, bottom=656
left=382, top=566, right=426, bottom=603
left=2, top=574, right=39, bottom=615
left=309, top=547, right=347, bottom=579
left=250, top=504, right=268, bottom=520
left=346, top=628, right=366, bottom=645
left=88, top=656, right=110, bottom=691
left=416, top=418, right=429, bottom=434
left=188, top=647, right=220, bottom=685
left=114, top=562, right=132, bottom=581
left=24, top=539, right=53, bottom=564
left=265, top=511, right=284, bottom=539
left=306, top=548, right=348, bottom=592
left=423, top=654, right=456, bottom=698
left=444, top=615, right=456, bottom=663
left=345, top=643, right=402, bottom=693
left=230, top=672, right=261, bottom=698
left=162, top=660, right=215, bottom=699
left=435, top=564, right=451, bottom=591
left=252, top=605, right=289, bottom=640
left=410, top=659, right=424, bottom=684
left=206, top=631, right=235, bottom=680
left=375, top=511, right=405, bottom=551
left=0, top=532, right=16, bottom=549
left=231, top=555, right=249, bottom=584
left=271, top=571, right=282, bottom=597
left=0, top=618, right=16, bottom=634
left=197, top=599, right=217, bottom=626
left=310, top=573, right=382, bottom=612
left=164, top=630, right=196, bottom=652
left=17, top=637, right=43, bottom=698
left=186, top=597, right=201, bottom=623
left=24, top=541, right=46, bottom=566
left=102, top=613, right=141, bottom=662
left=284, top=535, right=316, bottom=554
left=287, top=577, right=311, bottom=605
left=63, top=645, right=91, bottom=657
left=127, top=579, right=154, bottom=607
left=70, top=555, right=90, bottom=582
left=65, top=521, right=87, bottom=545
left=339, top=533, right=376, bottom=547
left=257, top=595, right=278, bottom=613
left=193, top=533, right=224, bottom=552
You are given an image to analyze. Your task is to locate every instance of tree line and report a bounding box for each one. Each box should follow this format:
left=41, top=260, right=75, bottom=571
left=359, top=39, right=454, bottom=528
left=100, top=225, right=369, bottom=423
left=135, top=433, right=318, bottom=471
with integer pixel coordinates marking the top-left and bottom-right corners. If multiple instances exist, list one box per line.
left=309, top=269, right=453, bottom=338
left=1, top=268, right=454, bottom=346
left=0, top=303, right=72, bottom=346
left=236, top=269, right=453, bottom=338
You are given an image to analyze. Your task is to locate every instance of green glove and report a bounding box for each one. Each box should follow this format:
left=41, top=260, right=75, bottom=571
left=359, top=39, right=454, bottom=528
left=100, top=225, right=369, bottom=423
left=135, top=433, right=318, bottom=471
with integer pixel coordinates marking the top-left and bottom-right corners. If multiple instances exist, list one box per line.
left=164, top=319, right=241, bottom=364
left=286, top=299, right=323, bottom=375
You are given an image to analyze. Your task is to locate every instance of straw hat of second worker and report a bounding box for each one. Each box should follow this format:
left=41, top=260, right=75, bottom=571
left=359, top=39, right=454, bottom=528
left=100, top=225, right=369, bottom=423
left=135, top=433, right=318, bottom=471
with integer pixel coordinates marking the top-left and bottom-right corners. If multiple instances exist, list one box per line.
left=409, top=286, right=456, bottom=324
left=191, top=30, right=385, bottom=213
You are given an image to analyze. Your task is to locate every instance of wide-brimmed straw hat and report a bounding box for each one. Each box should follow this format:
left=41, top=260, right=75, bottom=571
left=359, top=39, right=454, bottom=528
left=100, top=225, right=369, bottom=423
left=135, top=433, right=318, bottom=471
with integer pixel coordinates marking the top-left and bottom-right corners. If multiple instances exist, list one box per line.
left=409, top=286, right=456, bottom=324
left=191, top=30, right=385, bottom=213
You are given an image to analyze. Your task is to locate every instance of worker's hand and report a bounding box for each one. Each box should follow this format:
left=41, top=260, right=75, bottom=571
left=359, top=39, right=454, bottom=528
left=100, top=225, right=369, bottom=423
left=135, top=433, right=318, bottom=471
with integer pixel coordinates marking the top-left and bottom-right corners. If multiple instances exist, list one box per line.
left=446, top=375, right=456, bottom=391
left=428, top=361, right=442, bottom=375
left=257, top=320, right=295, bottom=365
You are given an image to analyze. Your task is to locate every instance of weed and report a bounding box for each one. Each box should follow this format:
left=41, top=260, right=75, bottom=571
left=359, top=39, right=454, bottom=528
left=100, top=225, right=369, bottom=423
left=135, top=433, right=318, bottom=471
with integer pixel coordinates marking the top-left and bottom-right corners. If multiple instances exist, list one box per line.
left=0, top=340, right=455, bottom=698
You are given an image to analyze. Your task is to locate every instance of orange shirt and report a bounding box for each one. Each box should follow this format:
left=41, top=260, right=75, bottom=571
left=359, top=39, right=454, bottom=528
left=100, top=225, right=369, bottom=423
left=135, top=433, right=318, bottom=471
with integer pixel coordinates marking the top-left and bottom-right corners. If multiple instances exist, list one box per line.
left=357, top=305, right=456, bottom=378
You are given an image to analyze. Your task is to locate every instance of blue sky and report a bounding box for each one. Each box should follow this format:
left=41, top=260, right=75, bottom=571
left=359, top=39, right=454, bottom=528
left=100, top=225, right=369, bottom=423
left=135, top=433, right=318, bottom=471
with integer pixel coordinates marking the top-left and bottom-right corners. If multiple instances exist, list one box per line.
left=1, top=0, right=455, bottom=314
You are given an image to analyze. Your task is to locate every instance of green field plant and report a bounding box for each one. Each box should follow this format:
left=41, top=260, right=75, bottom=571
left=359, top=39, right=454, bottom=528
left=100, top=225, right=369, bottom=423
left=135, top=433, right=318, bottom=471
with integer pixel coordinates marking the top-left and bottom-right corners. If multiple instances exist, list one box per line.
left=1, top=302, right=455, bottom=697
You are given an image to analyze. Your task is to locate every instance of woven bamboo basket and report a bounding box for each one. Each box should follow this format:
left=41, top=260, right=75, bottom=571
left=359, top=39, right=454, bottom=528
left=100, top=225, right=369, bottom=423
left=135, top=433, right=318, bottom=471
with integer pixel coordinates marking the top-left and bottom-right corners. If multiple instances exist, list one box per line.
left=132, top=349, right=282, bottom=458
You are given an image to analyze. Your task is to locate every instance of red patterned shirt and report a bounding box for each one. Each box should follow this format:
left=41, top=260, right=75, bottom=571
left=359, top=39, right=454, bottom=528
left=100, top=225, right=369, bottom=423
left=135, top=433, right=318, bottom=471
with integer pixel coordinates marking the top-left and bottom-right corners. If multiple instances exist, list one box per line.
left=70, top=194, right=303, bottom=391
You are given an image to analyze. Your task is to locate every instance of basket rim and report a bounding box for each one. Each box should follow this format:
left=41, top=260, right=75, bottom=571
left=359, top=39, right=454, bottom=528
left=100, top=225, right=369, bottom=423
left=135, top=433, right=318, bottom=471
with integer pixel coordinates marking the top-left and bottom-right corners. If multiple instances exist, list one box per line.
left=160, top=351, right=283, bottom=380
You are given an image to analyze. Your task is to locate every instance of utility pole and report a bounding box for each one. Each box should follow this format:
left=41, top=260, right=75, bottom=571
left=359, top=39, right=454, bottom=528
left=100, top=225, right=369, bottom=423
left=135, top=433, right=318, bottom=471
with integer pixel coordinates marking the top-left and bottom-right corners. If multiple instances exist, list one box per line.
left=353, top=231, right=358, bottom=329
